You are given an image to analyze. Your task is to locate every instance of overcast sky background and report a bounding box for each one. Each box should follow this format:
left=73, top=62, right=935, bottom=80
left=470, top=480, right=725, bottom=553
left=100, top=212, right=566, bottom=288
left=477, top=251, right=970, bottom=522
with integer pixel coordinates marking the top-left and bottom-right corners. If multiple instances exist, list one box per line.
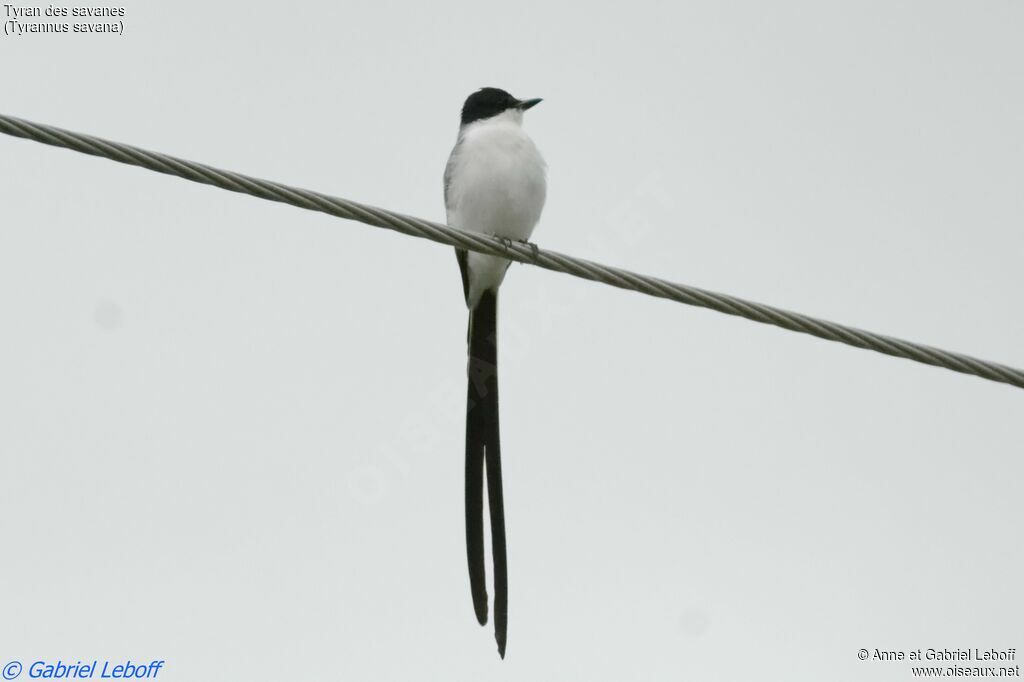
left=1, top=1, right=1022, bottom=680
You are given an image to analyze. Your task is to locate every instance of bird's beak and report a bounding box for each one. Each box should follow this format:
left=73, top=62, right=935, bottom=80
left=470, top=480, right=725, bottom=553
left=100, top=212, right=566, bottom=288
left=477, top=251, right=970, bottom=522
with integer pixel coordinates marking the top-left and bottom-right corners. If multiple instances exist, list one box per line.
left=517, top=98, right=543, bottom=111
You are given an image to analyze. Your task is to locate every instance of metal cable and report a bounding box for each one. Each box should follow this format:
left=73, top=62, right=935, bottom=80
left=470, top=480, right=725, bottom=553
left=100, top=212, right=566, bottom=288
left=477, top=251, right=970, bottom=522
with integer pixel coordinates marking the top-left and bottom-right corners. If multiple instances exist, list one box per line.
left=2, top=112, right=1022, bottom=390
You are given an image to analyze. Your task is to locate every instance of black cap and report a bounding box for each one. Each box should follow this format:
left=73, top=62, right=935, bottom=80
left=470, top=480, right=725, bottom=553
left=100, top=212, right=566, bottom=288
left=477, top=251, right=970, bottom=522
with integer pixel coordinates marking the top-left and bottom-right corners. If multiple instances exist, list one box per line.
left=460, top=87, right=542, bottom=125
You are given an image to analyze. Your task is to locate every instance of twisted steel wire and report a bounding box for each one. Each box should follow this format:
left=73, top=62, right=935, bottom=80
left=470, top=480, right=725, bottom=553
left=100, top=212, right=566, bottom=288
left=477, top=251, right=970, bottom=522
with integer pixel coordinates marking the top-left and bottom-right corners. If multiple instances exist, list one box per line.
left=2, top=112, right=1022, bottom=390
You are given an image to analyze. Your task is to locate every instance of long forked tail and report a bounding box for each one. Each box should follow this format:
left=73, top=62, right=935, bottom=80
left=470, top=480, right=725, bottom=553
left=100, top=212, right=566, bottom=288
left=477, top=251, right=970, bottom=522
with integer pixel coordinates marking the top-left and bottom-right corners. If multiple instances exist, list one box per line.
left=465, top=288, right=508, bottom=658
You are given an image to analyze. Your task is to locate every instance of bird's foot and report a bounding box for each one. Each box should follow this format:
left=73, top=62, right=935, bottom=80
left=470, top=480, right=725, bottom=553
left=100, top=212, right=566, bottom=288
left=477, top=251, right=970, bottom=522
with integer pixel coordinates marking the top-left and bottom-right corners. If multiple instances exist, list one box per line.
left=516, top=238, right=540, bottom=263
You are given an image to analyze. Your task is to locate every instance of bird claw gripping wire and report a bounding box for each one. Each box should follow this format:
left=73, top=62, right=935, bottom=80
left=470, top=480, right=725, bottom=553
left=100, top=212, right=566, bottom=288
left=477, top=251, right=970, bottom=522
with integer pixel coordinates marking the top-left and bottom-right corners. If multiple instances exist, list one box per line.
left=496, top=236, right=538, bottom=263
left=517, top=239, right=540, bottom=263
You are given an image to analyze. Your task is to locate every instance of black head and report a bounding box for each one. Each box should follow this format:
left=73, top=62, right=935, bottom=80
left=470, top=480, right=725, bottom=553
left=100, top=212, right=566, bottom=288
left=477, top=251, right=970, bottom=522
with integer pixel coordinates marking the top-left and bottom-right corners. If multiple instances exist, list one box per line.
left=460, top=87, right=542, bottom=126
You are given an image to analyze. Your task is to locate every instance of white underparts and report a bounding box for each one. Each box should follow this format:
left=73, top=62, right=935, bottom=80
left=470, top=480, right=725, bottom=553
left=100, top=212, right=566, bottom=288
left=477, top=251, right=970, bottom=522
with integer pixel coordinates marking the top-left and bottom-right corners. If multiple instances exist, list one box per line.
left=445, top=109, right=547, bottom=308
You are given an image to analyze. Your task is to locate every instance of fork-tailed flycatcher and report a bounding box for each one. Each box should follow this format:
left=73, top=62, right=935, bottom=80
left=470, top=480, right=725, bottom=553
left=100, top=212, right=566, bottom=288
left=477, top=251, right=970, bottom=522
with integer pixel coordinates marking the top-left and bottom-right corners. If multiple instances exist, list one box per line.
left=444, top=87, right=546, bottom=658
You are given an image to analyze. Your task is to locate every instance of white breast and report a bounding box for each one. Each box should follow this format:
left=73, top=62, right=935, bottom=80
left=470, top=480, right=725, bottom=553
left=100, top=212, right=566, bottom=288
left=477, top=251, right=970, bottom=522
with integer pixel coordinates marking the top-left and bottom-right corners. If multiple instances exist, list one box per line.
left=445, top=110, right=547, bottom=305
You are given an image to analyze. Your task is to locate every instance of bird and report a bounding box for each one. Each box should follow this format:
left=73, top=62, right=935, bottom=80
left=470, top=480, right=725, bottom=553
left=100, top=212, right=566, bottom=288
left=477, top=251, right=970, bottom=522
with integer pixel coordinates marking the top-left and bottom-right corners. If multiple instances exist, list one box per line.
left=444, top=87, right=547, bottom=658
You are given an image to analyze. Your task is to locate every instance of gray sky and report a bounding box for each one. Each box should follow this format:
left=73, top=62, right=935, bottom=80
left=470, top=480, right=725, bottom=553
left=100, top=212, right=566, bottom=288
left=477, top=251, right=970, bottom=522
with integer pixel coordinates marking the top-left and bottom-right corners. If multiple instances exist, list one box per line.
left=2, top=1, right=1022, bottom=680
